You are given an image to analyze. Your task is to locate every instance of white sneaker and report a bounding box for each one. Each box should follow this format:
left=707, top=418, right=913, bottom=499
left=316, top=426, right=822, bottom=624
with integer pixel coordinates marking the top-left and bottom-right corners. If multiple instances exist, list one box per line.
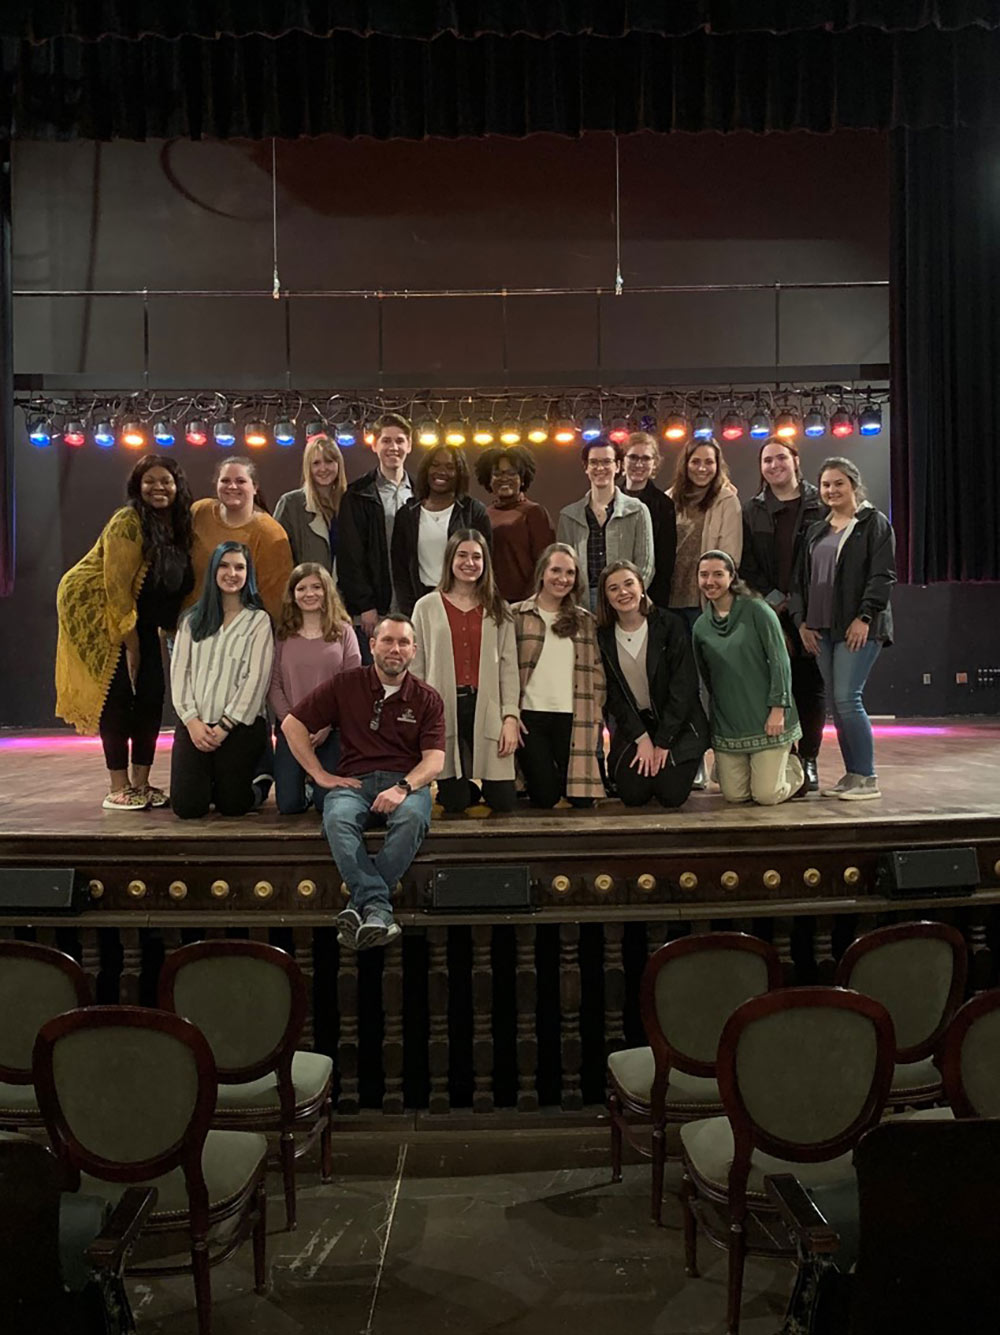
left=822, top=773, right=858, bottom=797
left=838, top=775, right=882, bottom=801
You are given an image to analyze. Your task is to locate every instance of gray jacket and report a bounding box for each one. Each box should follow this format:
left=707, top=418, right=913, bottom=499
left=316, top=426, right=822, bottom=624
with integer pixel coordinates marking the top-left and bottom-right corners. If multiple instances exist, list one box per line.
left=557, top=491, right=655, bottom=594
left=273, top=488, right=333, bottom=572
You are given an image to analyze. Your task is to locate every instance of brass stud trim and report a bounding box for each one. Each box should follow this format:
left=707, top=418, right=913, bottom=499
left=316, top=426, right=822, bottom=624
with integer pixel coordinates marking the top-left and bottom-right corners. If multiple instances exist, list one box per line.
left=339, top=881, right=350, bottom=901
left=168, top=880, right=188, bottom=901
left=763, top=869, right=782, bottom=889
left=678, top=871, right=698, bottom=891
left=994, top=859, right=1000, bottom=879
left=297, top=879, right=317, bottom=900
left=88, top=880, right=104, bottom=900
left=253, top=881, right=274, bottom=901
left=720, top=870, right=740, bottom=890
left=803, top=867, right=821, bottom=888
left=636, top=873, right=656, bottom=893
left=843, top=866, right=861, bottom=886
left=126, top=879, right=147, bottom=899
left=551, top=874, right=571, bottom=896
left=593, top=873, right=614, bottom=894
left=210, top=879, right=230, bottom=899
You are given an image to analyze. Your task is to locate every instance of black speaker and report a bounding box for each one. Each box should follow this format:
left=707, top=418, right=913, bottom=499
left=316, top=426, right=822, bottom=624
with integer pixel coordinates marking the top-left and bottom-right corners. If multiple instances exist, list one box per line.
left=430, top=865, right=533, bottom=912
left=0, top=868, right=79, bottom=913
left=876, top=847, right=980, bottom=898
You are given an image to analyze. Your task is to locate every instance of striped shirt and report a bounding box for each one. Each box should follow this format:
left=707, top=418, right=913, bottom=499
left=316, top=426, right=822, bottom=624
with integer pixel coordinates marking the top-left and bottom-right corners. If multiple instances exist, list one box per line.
left=171, top=608, right=274, bottom=726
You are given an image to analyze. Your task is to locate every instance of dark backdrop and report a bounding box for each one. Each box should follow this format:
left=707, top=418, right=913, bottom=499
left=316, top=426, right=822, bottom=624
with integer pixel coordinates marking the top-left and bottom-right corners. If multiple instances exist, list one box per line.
left=2, top=129, right=998, bottom=726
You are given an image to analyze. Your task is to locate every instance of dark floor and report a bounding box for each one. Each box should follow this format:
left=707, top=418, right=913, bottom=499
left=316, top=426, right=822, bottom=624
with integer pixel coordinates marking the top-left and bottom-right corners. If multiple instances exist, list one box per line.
left=130, top=1138, right=791, bottom=1334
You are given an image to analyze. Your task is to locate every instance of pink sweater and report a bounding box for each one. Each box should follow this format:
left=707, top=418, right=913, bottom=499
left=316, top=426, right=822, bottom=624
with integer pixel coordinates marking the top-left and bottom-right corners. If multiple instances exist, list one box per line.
left=267, top=627, right=362, bottom=721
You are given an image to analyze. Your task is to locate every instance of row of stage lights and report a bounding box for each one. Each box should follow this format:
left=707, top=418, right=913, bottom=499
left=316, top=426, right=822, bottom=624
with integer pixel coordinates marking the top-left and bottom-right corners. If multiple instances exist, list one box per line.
left=24, top=399, right=884, bottom=450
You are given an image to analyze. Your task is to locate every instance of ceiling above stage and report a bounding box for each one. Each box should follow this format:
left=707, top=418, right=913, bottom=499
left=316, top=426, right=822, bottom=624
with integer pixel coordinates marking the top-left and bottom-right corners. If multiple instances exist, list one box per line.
left=1, top=2, right=1000, bottom=140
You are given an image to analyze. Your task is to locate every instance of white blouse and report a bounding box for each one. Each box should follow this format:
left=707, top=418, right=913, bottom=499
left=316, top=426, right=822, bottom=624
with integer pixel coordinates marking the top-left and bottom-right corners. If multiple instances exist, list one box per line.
left=171, top=608, right=274, bottom=727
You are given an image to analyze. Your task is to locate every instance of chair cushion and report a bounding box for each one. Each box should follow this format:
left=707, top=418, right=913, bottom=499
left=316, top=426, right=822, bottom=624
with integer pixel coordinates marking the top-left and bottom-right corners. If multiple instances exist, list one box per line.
left=680, top=1115, right=856, bottom=1201
left=607, top=1046, right=721, bottom=1110
left=80, top=1129, right=268, bottom=1220
left=890, top=1057, right=941, bottom=1098
left=214, top=1051, right=333, bottom=1113
left=0, top=1081, right=40, bottom=1116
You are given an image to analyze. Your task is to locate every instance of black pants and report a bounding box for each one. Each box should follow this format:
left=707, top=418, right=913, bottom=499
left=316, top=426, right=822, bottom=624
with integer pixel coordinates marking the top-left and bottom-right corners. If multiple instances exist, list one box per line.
left=99, top=625, right=165, bottom=771
left=517, top=710, right=594, bottom=810
left=791, top=651, right=826, bottom=761
left=612, top=742, right=701, bottom=808
left=170, top=716, right=267, bottom=820
left=437, top=691, right=517, bottom=814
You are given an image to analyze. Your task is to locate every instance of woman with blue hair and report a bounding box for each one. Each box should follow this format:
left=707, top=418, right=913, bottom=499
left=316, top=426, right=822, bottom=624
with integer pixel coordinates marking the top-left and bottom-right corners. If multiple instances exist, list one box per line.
left=169, top=541, right=274, bottom=819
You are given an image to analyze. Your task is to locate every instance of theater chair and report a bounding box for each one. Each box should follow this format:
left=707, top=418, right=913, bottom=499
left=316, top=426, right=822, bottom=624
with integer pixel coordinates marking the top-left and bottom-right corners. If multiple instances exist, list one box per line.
left=766, top=1117, right=1000, bottom=1335
left=0, top=940, right=91, bottom=1132
left=680, top=987, right=894, bottom=1335
left=158, top=939, right=333, bottom=1231
left=941, top=986, right=1000, bottom=1117
left=0, top=1133, right=155, bottom=1335
left=33, top=1006, right=268, bottom=1335
left=834, top=920, right=967, bottom=1108
left=607, top=931, right=781, bottom=1225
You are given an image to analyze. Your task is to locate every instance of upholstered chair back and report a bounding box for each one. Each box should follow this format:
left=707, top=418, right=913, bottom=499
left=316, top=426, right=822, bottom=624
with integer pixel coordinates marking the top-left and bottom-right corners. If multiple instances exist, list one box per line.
left=0, top=943, right=90, bottom=1080
left=836, top=921, right=967, bottom=1060
left=942, top=988, right=1000, bottom=1118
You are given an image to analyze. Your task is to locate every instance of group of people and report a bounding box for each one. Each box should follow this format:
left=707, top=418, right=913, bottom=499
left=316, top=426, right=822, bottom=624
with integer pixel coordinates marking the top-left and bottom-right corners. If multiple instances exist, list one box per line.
left=53, top=413, right=895, bottom=947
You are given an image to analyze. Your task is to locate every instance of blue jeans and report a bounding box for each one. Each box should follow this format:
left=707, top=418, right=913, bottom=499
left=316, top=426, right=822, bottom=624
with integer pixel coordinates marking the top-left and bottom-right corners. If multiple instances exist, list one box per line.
left=273, top=728, right=340, bottom=814
left=813, top=632, right=882, bottom=777
left=322, top=771, right=432, bottom=916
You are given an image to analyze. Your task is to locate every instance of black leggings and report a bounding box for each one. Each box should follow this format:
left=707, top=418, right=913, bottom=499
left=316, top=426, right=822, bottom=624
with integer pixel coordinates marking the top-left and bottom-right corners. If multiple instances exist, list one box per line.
left=170, top=717, right=267, bottom=820
left=790, top=651, right=826, bottom=760
left=517, top=710, right=594, bottom=810
left=99, top=625, right=165, bottom=771
left=437, top=691, right=517, bottom=813
left=612, top=742, right=701, bottom=808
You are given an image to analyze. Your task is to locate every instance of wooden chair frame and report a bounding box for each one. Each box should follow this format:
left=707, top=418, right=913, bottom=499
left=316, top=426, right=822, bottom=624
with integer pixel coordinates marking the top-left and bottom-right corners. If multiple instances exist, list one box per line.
left=0, top=940, right=91, bottom=1129
left=608, top=931, right=781, bottom=1225
left=682, top=987, right=895, bottom=1335
left=941, top=986, right=1000, bottom=1118
left=33, top=1005, right=267, bottom=1335
left=158, top=938, right=333, bottom=1230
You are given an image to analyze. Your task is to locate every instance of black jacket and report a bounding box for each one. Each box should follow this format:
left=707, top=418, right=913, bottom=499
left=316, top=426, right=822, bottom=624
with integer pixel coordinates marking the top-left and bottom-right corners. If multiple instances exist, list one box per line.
left=740, top=480, right=827, bottom=600
left=337, top=467, right=415, bottom=618
left=791, top=504, right=896, bottom=645
left=390, top=493, right=492, bottom=616
left=622, top=481, right=676, bottom=608
left=597, top=607, right=709, bottom=766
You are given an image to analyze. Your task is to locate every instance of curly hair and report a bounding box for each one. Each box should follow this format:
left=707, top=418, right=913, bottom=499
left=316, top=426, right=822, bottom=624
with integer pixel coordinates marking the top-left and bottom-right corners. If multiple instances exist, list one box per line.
left=415, top=446, right=470, bottom=501
left=125, top=454, right=194, bottom=574
left=473, top=445, right=537, bottom=494
left=276, top=562, right=350, bottom=642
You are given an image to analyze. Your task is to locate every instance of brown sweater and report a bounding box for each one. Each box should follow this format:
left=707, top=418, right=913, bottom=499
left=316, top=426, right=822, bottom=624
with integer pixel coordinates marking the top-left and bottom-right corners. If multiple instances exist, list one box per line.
left=187, top=500, right=293, bottom=624
left=486, top=498, right=556, bottom=603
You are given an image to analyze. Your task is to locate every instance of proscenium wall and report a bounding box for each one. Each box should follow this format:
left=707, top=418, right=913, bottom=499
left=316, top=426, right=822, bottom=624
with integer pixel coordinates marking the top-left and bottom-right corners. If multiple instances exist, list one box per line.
left=2, top=130, right=996, bottom=726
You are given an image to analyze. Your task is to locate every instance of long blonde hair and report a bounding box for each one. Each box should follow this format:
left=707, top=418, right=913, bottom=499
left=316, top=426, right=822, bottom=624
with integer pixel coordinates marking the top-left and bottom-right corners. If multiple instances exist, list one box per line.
left=531, top=543, right=588, bottom=639
left=302, top=435, right=347, bottom=523
left=276, top=562, right=351, bottom=642
left=438, top=529, right=509, bottom=627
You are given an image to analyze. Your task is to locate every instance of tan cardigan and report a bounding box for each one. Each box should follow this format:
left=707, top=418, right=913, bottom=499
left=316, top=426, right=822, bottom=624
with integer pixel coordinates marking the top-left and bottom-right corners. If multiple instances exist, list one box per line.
left=667, top=480, right=743, bottom=606
left=410, top=592, right=520, bottom=783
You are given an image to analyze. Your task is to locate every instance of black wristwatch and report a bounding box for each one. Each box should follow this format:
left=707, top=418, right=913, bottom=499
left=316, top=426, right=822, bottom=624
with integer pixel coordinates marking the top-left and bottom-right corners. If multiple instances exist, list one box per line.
left=395, top=778, right=413, bottom=795
left=859, top=614, right=872, bottom=624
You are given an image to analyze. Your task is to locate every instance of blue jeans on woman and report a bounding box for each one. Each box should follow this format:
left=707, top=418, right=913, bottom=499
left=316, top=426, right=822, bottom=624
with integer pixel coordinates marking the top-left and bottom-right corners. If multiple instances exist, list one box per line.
left=813, top=632, right=882, bottom=778
left=274, top=728, right=340, bottom=814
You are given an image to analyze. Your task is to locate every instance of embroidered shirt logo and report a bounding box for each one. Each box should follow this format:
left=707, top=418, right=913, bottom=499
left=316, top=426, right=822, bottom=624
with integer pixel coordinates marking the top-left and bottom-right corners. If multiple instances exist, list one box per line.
left=398, top=708, right=417, bottom=724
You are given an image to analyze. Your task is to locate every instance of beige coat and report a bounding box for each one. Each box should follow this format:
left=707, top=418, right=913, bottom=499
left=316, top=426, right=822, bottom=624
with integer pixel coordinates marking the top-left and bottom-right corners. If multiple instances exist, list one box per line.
left=411, top=592, right=520, bottom=783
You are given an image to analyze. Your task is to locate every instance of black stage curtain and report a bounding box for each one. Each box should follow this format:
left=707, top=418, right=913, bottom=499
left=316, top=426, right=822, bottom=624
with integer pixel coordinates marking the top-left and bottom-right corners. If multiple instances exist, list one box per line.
left=890, top=127, right=1000, bottom=583
left=4, top=25, right=1000, bottom=142
left=1, top=1, right=998, bottom=43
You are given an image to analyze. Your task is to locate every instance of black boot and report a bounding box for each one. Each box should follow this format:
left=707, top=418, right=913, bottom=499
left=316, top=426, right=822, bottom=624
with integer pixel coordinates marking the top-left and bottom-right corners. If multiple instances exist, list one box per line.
left=802, top=757, right=819, bottom=792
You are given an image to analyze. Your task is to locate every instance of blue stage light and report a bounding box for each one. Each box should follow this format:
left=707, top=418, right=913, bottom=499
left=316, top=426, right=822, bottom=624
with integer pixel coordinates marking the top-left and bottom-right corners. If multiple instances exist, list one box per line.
left=749, top=409, right=771, bottom=440
left=213, top=420, right=236, bottom=447
left=581, top=416, right=603, bottom=442
left=94, top=421, right=116, bottom=448
left=274, top=420, right=296, bottom=447
left=28, top=417, right=52, bottom=447
left=153, top=420, right=175, bottom=447
left=335, top=422, right=358, bottom=447
left=692, top=413, right=714, bottom=441
left=858, top=403, right=882, bottom=435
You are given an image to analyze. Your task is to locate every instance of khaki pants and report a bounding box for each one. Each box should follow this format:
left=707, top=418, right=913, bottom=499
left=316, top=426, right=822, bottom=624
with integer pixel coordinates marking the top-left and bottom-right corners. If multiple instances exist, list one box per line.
left=714, top=746, right=803, bottom=806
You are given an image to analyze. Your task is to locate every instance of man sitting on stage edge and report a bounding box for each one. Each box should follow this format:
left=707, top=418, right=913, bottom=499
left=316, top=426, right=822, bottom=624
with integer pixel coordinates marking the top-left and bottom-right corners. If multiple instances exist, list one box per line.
left=281, top=615, right=445, bottom=951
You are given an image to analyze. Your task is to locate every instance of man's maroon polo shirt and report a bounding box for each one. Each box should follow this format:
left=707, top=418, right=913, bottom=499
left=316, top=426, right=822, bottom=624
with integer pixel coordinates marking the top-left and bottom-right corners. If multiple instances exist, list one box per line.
left=290, top=666, right=445, bottom=777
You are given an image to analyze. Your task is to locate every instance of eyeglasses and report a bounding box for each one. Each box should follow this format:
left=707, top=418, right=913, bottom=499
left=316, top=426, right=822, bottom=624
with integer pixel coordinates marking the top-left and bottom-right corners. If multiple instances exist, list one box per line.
left=370, top=696, right=385, bottom=732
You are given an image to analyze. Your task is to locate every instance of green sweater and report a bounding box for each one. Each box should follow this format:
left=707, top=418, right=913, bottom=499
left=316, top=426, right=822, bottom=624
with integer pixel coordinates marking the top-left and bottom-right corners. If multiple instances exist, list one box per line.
left=692, top=595, right=802, bottom=753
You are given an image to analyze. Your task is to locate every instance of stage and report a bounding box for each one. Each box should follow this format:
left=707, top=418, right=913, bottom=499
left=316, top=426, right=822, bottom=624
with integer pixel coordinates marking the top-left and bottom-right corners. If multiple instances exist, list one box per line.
left=2, top=719, right=999, bottom=1118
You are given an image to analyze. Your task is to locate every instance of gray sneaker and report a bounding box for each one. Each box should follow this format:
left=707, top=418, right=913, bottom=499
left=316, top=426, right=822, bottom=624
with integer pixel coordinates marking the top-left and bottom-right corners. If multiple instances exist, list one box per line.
left=838, top=775, right=882, bottom=801
left=356, top=909, right=402, bottom=951
left=822, top=773, right=859, bottom=797
left=336, top=907, right=362, bottom=951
